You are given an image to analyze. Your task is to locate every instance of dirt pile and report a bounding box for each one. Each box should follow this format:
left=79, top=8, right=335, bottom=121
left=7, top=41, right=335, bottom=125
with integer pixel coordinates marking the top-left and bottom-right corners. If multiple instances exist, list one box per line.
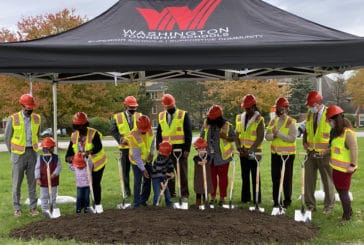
left=10, top=206, right=317, bottom=244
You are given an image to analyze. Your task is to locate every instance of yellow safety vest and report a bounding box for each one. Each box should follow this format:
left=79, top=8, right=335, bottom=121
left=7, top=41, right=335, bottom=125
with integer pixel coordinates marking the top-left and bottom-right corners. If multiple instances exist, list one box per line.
left=113, top=112, right=142, bottom=149
left=330, top=128, right=357, bottom=173
left=203, top=120, right=233, bottom=161
left=306, top=108, right=331, bottom=152
left=127, top=129, right=154, bottom=165
left=267, top=116, right=296, bottom=155
left=159, top=109, right=186, bottom=144
left=10, top=111, right=41, bottom=154
left=71, top=127, right=107, bottom=172
left=235, top=113, right=264, bottom=150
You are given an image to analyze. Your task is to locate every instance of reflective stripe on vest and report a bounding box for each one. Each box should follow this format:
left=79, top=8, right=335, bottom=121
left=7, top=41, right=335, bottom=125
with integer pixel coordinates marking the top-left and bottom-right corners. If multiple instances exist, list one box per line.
left=203, top=121, right=233, bottom=161
left=267, top=116, right=296, bottom=155
left=114, top=112, right=141, bottom=149
left=128, top=129, right=154, bottom=165
left=71, top=127, right=107, bottom=172
left=159, top=109, right=185, bottom=144
left=10, top=111, right=40, bottom=154
left=330, top=129, right=357, bottom=173
left=306, top=108, right=331, bottom=151
left=235, top=113, right=263, bottom=150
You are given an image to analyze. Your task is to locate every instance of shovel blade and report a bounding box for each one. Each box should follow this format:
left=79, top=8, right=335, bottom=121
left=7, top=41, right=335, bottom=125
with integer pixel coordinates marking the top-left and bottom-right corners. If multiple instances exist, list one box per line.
left=117, top=203, right=131, bottom=209
left=271, top=207, right=285, bottom=216
left=222, top=204, right=235, bottom=209
left=44, top=208, right=61, bottom=219
left=294, top=210, right=312, bottom=223
left=95, top=204, right=104, bottom=213
left=198, top=205, right=206, bottom=210
left=249, top=206, right=265, bottom=212
left=173, top=202, right=188, bottom=210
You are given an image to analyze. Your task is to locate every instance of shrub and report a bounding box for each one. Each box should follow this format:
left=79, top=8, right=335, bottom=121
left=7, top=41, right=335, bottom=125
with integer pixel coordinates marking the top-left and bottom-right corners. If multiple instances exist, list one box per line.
left=89, top=117, right=111, bottom=136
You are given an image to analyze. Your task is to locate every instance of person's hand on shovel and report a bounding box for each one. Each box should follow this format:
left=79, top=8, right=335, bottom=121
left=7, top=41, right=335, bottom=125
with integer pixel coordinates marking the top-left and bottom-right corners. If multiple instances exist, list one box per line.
left=166, top=172, right=174, bottom=179
left=143, top=169, right=150, bottom=179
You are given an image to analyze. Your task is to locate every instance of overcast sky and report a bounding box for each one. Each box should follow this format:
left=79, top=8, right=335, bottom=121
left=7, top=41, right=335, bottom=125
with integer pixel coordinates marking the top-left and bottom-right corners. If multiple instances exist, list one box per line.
left=0, top=0, right=363, bottom=36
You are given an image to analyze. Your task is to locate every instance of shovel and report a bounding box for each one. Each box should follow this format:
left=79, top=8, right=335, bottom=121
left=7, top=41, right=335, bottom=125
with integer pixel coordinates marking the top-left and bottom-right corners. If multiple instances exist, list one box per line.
left=294, top=152, right=312, bottom=223
left=156, top=178, right=170, bottom=206
left=115, top=152, right=131, bottom=209
left=198, top=150, right=209, bottom=210
left=172, top=149, right=188, bottom=210
left=271, top=153, right=289, bottom=216
left=85, top=156, right=103, bottom=214
left=222, top=153, right=237, bottom=209
left=249, top=152, right=264, bottom=213
left=44, top=154, right=61, bottom=218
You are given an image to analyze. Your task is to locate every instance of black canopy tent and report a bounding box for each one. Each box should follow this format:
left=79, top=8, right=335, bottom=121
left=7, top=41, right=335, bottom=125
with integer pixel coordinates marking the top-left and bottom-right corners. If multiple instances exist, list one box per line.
left=0, top=0, right=363, bottom=83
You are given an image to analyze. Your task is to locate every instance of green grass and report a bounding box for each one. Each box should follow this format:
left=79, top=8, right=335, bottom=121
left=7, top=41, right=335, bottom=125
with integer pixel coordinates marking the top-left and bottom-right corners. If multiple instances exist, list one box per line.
left=0, top=138, right=364, bottom=244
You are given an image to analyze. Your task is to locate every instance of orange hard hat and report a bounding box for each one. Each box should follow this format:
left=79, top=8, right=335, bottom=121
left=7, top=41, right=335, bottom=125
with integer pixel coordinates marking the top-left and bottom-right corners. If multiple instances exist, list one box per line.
left=40, top=137, right=56, bottom=149
left=241, top=94, right=256, bottom=108
left=136, top=115, right=151, bottom=132
left=193, top=137, right=208, bottom=150
left=124, top=96, right=138, bottom=107
left=161, top=94, right=175, bottom=107
left=275, top=97, right=289, bottom=108
left=206, top=105, right=222, bottom=120
left=326, top=105, right=344, bottom=120
left=72, top=152, right=86, bottom=168
left=19, top=94, right=36, bottom=109
left=73, top=112, right=88, bottom=125
left=306, top=91, right=323, bottom=106
left=158, top=141, right=172, bottom=157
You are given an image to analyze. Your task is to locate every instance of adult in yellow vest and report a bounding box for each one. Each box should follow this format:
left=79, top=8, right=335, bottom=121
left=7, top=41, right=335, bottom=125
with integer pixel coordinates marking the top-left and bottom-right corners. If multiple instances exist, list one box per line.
left=326, top=106, right=358, bottom=221
left=236, top=94, right=265, bottom=205
left=265, top=97, right=297, bottom=208
left=111, top=95, right=142, bottom=197
left=303, top=91, right=335, bottom=214
left=4, top=94, right=41, bottom=216
left=157, top=94, right=192, bottom=199
left=125, top=115, right=155, bottom=208
left=201, top=105, right=236, bottom=206
left=65, top=112, right=107, bottom=210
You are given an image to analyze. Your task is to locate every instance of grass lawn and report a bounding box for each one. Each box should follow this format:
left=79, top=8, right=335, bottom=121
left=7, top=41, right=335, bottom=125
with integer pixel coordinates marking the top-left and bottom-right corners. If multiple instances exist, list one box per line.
left=0, top=138, right=363, bottom=244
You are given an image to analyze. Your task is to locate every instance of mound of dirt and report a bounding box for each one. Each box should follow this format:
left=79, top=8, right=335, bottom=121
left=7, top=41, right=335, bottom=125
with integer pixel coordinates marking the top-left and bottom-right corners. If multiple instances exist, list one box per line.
left=10, top=206, right=317, bottom=244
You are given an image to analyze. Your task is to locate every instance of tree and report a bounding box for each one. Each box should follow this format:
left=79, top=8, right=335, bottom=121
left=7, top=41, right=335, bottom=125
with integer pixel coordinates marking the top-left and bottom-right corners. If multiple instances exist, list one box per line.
left=347, top=69, right=364, bottom=107
left=289, top=78, right=314, bottom=115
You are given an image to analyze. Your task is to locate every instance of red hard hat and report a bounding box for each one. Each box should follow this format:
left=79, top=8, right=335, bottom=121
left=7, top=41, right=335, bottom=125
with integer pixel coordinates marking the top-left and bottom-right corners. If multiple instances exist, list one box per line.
left=40, top=137, right=56, bottom=149
left=73, top=112, right=88, bottom=125
left=136, top=115, right=151, bottom=132
left=306, top=91, right=323, bottom=106
left=72, top=152, right=86, bottom=168
left=326, top=105, right=344, bottom=120
left=161, top=94, right=175, bottom=107
left=206, top=105, right=222, bottom=120
left=275, top=97, right=289, bottom=108
left=193, top=137, right=208, bottom=150
left=124, top=96, right=138, bottom=107
left=241, top=94, right=256, bottom=108
left=158, top=141, right=172, bottom=157
left=19, top=94, right=36, bottom=109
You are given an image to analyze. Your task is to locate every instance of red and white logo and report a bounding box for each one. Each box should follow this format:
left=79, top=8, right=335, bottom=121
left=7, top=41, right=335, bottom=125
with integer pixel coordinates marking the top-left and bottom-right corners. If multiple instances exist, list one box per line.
left=137, top=0, right=221, bottom=31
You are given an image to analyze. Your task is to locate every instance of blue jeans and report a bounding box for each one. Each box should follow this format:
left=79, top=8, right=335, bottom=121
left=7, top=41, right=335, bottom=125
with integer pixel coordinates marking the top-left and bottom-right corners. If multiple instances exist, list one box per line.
left=152, top=177, right=172, bottom=207
left=132, top=164, right=152, bottom=207
left=76, top=186, right=90, bottom=212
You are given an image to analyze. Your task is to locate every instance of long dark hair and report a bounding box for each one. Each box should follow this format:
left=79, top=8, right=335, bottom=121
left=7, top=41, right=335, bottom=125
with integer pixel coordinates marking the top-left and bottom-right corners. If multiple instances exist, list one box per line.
left=331, top=113, right=352, bottom=138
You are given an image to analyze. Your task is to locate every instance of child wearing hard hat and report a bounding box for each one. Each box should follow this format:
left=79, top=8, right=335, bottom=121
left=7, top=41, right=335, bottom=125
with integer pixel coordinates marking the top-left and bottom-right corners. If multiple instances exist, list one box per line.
left=151, top=141, right=175, bottom=207
left=35, top=137, right=62, bottom=215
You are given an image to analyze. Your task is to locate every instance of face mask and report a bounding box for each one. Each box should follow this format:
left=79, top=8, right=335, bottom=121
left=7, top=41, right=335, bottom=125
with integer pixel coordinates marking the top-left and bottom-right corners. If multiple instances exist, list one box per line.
left=167, top=108, right=176, bottom=114
left=275, top=109, right=284, bottom=117
left=309, top=107, right=318, bottom=113
left=24, top=109, right=33, bottom=117
left=329, top=121, right=335, bottom=128
left=128, top=109, right=136, bottom=115
left=42, top=148, right=51, bottom=154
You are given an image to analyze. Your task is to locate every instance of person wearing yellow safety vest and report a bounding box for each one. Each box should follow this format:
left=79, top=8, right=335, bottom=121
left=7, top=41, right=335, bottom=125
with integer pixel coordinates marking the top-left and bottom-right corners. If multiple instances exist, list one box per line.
left=4, top=94, right=41, bottom=217
left=265, top=97, right=297, bottom=208
left=200, top=105, right=236, bottom=206
left=111, top=95, right=142, bottom=197
left=236, top=94, right=265, bottom=205
left=325, top=106, right=358, bottom=221
left=157, top=94, right=192, bottom=199
left=303, top=91, right=335, bottom=214
left=125, top=115, right=155, bottom=208
left=65, top=112, right=107, bottom=209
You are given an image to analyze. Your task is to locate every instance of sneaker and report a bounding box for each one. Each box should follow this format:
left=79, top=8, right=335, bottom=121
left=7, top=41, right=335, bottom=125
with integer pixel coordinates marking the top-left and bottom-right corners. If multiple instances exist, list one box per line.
left=323, top=208, right=333, bottom=215
left=14, top=210, right=22, bottom=217
left=209, top=199, right=216, bottom=205
left=30, top=209, right=39, bottom=216
left=218, top=200, right=225, bottom=206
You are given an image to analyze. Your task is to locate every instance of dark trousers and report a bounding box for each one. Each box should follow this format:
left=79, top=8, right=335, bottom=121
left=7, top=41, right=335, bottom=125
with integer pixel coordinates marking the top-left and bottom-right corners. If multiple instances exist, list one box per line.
left=92, top=166, right=105, bottom=205
left=271, top=153, right=295, bottom=207
left=240, top=157, right=261, bottom=204
left=76, top=186, right=90, bottom=212
left=168, top=154, right=189, bottom=198
left=132, top=164, right=152, bottom=207
left=121, top=149, right=132, bottom=196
